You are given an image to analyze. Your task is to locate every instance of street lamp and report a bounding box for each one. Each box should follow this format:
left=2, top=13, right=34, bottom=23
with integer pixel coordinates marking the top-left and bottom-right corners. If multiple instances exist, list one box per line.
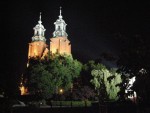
left=59, top=89, right=63, bottom=94
left=59, top=88, right=64, bottom=107
left=70, top=84, right=73, bottom=107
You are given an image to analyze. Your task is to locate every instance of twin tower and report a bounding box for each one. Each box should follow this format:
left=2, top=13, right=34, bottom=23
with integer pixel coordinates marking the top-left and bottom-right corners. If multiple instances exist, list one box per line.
left=28, top=8, right=71, bottom=61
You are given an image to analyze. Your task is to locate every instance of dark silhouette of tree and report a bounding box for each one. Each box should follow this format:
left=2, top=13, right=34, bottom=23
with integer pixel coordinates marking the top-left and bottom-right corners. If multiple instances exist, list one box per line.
left=72, top=85, right=96, bottom=101
left=81, top=60, right=99, bottom=87
left=117, top=34, right=150, bottom=104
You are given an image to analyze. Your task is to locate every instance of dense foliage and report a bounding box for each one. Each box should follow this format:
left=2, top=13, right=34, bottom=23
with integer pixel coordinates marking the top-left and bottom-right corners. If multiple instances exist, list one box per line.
left=72, top=86, right=96, bottom=101
left=90, top=63, right=122, bottom=102
left=24, top=54, right=82, bottom=99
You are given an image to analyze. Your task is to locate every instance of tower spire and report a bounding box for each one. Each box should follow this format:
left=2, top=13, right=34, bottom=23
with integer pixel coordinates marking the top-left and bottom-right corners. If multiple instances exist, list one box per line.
left=53, top=7, right=68, bottom=37
left=32, top=12, right=46, bottom=42
left=59, top=6, right=62, bottom=19
left=38, top=12, right=42, bottom=24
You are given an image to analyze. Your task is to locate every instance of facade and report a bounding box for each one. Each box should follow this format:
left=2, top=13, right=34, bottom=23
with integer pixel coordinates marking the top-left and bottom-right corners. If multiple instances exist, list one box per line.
left=28, top=8, right=71, bottom=61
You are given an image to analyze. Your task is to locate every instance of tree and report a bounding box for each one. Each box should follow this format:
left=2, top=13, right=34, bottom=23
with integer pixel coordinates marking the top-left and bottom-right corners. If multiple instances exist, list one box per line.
left=116, top=34, right=150, bottom=104
left=24, top=54, right=82, bottom=99
left=26, top=61, right=54, bottom=99
left=81, top=60, right=101, bottom=86
left=90, top=64, right=122, bottom=103
left=46, top=54, right=82, bottom=92
left=72, top=86, right=96, bottom=101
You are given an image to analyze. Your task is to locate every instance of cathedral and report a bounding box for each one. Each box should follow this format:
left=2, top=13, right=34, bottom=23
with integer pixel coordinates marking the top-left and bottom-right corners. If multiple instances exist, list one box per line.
left=20, top=8, right=71, bottom=95
left=28, top=8, right=71, bottom=61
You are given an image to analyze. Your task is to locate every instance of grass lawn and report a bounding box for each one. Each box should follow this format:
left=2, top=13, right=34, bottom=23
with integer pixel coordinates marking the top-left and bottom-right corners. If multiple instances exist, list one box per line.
left=48, top=100, right=92, bottom=107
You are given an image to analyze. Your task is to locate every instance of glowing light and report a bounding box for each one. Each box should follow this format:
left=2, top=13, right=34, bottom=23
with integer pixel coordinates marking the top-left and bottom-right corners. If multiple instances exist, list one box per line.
left=125, top=76, right=137, bottom=102
left=19, top=76, right=28, bottom=95
left=59, top=89, right=64, bottom=94
left=19, top=82, right=28, bottom=95
left=139, top=68, right=147, bottom=74
left=20, top=86, right=26, bottom=95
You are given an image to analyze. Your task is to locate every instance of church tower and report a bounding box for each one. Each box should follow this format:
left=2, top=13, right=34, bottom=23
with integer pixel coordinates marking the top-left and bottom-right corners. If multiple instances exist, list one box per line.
left=50, top=7, right=71, bottom=55
left=28, top=13, right=48, bottom=60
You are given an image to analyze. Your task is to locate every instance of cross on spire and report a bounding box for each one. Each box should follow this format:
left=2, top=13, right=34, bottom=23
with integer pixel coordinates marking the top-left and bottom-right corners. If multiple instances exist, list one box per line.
left=38, top=12, right=42, bottom=24
left=59, top=6, right=62, bottom=19
left=60, top=6, right=62, bottom=16
left=40, top=12, right=41, bottom=21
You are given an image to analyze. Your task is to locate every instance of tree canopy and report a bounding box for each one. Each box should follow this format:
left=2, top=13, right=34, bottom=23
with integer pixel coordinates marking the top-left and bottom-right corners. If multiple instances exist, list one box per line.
left=24, top=54, right=82, bottom=99
left=90, top=63, right=122, bottom=102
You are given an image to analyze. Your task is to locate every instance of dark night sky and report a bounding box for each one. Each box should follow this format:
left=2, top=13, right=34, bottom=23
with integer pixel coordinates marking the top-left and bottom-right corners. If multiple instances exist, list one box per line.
left=1, top=1, right=150, bottom=80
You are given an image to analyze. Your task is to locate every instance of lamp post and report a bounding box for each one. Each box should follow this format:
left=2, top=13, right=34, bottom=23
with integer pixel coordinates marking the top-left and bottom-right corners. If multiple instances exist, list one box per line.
left=70, top=84, right=73, bottom=107
left=59, top=88, right=63, bottom=107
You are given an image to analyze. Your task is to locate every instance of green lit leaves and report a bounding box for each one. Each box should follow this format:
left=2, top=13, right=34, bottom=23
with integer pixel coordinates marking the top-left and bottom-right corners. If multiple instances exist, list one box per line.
left=26, top=55, right=82, bottom=99
left=90, top=64, right=122, bottom=101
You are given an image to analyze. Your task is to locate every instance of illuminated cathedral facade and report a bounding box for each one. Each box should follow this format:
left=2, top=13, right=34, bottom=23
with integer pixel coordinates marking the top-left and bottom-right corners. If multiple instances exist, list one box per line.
left=28, top=8, right=71, bottom=61
left=20, top=8, right=71, bottom=95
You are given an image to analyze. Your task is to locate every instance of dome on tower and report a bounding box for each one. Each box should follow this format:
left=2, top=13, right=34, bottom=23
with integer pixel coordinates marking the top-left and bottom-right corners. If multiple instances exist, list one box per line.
left=32, top=12, right=46, bottom=42
left=53, top=7, right=68, bottom=38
